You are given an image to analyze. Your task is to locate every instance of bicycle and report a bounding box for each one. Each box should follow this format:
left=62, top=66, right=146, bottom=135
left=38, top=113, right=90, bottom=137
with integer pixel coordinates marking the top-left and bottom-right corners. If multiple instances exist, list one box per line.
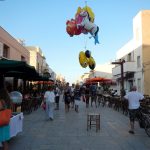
left=137, top=107, right=150, bottom=137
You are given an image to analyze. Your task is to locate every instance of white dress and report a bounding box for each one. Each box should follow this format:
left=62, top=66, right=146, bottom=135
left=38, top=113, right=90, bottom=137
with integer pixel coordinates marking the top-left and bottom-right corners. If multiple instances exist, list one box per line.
left=44, top=91, right=55, bottom=119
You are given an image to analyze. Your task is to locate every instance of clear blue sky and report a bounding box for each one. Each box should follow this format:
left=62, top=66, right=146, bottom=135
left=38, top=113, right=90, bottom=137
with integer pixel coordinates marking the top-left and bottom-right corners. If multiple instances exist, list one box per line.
left=0, top=0, right=150, bottom=83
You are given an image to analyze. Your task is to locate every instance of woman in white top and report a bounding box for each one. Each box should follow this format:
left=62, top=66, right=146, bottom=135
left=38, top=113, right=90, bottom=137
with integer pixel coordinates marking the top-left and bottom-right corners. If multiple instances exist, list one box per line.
left=44, top=86, right=55, bottom=120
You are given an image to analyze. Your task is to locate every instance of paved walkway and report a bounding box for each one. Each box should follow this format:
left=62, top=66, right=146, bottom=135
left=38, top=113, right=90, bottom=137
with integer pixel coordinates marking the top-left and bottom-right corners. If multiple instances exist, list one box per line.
left=9, top=96, right=150, bottom=150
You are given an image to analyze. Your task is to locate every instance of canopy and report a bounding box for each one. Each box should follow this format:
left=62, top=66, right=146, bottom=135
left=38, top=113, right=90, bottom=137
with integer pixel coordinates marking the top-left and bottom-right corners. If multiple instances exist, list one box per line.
left=35, top=81, right=54, bottom=85
left=0, top=59, right=48, bottom=81
left=86, top=77, right=114, bottom=84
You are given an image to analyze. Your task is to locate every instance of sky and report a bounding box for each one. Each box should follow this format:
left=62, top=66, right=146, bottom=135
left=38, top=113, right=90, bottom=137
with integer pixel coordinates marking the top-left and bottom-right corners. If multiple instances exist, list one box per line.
left=0, top=0, right=150, bottom=84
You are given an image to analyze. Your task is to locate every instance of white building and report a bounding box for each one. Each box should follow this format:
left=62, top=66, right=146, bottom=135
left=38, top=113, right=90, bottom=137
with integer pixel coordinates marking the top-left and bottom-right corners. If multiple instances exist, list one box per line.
left=112, top=10, right=150, bottom=95
left=80, top=63, right=115, bottom=83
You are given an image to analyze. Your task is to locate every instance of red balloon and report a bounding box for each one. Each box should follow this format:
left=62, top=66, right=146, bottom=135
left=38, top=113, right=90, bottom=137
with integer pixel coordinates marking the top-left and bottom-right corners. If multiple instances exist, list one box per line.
left=66, top=19, right=81, bottom=36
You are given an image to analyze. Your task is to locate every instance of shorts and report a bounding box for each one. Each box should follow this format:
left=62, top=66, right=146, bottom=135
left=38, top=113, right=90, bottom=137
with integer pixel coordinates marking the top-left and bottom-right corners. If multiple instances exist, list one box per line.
left=55, top=96, right=60, bottom=103
left=75, top=100, right=80, bottom=106
left=129, top=109, right=139, bottom=122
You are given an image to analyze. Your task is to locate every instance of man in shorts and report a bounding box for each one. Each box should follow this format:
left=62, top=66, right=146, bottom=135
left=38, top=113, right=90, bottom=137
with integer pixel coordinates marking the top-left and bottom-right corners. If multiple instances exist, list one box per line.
left=124, top=86, right=144, bottom=134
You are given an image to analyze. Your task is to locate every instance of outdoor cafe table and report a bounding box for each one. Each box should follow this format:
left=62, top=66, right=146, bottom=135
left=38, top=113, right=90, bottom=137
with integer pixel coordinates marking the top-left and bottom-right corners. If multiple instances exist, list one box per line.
left=10, top=112, right=24, bottom=137
left=102, top=94, right=111, bottom=98
left=0, top=112, right=24, bottom=147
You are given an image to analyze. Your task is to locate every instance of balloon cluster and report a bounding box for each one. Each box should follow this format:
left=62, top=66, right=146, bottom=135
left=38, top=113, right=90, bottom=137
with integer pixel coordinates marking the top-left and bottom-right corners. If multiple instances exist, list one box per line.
left=66, top=6, right=99, bottom=45
left=79, top=50, right=96, bottom=70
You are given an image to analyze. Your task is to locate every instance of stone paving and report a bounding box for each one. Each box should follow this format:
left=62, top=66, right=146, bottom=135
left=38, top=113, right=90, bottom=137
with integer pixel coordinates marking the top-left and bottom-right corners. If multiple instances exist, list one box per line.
left=9, top=96, right=150, bottom=150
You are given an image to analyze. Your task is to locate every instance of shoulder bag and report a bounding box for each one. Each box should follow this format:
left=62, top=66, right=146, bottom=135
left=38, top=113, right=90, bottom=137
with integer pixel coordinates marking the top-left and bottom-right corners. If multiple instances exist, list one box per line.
left=0, top=101, right=12, bottom=126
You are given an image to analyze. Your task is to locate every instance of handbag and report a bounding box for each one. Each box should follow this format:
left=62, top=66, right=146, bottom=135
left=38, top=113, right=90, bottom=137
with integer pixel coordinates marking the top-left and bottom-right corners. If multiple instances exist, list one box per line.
left=0, top=109, right=12, bottom=126
left=41, top=101, right=46, bottom=110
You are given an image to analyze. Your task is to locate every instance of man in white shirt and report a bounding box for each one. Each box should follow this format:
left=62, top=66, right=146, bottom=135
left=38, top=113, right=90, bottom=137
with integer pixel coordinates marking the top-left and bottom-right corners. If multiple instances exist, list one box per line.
left=124, top=86, right=144, bottom=134
left=44, top=86, right=55, bottom=120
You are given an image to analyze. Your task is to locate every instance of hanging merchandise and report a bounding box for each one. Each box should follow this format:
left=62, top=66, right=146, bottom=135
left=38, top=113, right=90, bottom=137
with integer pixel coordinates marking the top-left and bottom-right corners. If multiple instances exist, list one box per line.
left=88, top=56, right=96, bottom=70
left=66, top=5, right=99, bottom=45
left=79, top=51, right=89, bottom=68
left=85, top=50, right=91, bottom=58
left=66, top=19, right=82, bottom=37
left=79, top=50, right=96, bottom=70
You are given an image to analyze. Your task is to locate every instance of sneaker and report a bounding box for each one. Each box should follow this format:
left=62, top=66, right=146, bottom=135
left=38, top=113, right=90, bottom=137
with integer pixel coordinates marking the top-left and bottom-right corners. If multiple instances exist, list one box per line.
left=49, top=118, right=53, bottom=121
left=129, top=130, right=134, bottom=134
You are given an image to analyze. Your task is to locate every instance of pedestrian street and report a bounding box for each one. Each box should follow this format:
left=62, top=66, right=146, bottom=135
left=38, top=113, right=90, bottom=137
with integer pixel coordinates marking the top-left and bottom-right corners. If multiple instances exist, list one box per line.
left=9, top=99, right=150, bottom=150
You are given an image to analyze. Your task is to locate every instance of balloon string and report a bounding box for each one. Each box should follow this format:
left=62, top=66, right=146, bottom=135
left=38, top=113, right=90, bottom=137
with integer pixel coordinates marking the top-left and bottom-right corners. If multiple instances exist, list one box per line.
left=84, top=35, right=88, bottom=50
left=84, top=0, right=88, bottom=50
left=85, top=0, right=87, bottom=7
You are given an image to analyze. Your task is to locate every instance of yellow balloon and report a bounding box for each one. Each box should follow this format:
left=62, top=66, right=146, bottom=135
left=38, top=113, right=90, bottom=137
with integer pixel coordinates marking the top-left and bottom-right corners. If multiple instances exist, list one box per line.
left=79, top=51, right=89, bottom=68
left=75, top=6, right=95, bottom=23
left=88, top=56, right=96, bottom=70
left=83, top=6, right=95, bottom=23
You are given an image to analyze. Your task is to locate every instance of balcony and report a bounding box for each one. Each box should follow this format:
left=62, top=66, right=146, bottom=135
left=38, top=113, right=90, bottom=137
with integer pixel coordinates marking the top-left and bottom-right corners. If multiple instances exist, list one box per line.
left=112, top=61, right=136, bottom=76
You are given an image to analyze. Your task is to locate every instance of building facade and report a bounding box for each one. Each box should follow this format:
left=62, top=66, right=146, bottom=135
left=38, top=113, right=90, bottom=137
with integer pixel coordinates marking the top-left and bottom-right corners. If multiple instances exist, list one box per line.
left=26, top=46, right=56, bottom=80
left=112, top=10, right=150, bottom=95
left=80, top=63, right=114, bottom=84
left=0, top=27, right=29, bottom=62
left=26, top=46, right=45, bottom=74
left=0, top=26, right=56, bottom=89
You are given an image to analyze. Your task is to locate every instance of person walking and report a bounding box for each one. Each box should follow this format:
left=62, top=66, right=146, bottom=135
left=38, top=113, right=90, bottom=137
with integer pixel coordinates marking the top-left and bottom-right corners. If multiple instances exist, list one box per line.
left=90, top=84, right=97, bottom=107
left=0, top=88, right=12, bottom=150
left=44, top=86, right=55, bottom=120
left=54, top=85, right=61, bottom=110
left=96, top=86, right=103, bottom=107
left=85, top=85, right=90, bottom=108
left=74, top=84, right=81, bottom=113
left=70, top=84, right=75, bottom=108
left=64, top=82, right=71, bottom=112
left=124, top=86, right=144, bottom=134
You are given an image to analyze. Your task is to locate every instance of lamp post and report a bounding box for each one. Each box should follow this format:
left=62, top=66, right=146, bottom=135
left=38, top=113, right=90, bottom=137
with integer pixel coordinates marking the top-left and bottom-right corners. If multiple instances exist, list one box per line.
left=112, top=59, right=125, bottom=98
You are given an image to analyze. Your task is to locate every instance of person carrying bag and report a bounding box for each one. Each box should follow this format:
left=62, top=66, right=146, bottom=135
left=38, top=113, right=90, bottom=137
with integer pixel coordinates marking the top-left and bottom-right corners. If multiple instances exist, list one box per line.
left=0, top=101, right=12, bottom=126
left=0, top=88, right=12, bottom=150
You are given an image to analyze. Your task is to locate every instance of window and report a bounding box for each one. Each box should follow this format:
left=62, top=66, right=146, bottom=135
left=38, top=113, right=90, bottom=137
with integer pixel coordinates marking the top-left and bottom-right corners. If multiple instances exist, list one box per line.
left=0, top=42, right=3, bottom=56
left=127, top=53, right=132, bottom=61
left=137, top=56, right=141, bottom=68
left=37, top=63, right=39, bottom=72
left=21, top=56, right=25, bottom=61
left=3, top=44, right=10, bottom=58
left=137, top=78, right=141, bottom=92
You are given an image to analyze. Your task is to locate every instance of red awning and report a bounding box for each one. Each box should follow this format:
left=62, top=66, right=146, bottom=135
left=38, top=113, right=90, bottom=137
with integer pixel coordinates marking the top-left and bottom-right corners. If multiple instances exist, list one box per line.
left=85, top=77, right=115, bottom=84
left=36, top=81, right=54, bottom=85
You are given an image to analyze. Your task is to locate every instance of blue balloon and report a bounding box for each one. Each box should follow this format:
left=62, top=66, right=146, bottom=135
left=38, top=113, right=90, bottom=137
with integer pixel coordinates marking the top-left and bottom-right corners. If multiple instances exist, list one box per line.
left=85, top=50, right=91, bottom=58
left=94, top=33, right=99, bottom=45
left=9, top=91, right=23, bottom=104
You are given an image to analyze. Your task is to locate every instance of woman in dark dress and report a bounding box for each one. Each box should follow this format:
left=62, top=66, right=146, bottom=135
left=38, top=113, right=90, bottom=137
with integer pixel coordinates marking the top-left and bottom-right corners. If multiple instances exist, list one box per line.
left=85, top=85, right=90, bottom=108
left=64, top=83, right=71, bottom=112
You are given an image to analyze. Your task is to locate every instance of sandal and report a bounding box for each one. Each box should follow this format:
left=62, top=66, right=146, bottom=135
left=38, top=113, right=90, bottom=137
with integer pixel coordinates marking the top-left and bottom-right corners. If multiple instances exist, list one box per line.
left=129, top=130, right=134, bottom=134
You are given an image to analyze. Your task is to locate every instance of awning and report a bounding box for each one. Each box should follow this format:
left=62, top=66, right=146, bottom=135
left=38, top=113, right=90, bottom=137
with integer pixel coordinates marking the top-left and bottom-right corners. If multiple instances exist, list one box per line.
left=0, top=59, right=47, bottom=80
left=35, top=81, right=54, bottom=84
left=85, top=77, right=116, bottom=84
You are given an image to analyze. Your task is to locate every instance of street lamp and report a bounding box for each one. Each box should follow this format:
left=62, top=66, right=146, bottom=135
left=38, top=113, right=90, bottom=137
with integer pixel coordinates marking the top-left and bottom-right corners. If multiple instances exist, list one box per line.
left=112, top=59, right=125, bottom=98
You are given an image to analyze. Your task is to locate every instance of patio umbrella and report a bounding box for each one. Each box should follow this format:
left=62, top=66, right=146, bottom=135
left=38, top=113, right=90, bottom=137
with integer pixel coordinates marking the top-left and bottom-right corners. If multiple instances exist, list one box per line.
left=36, top=81, right=54, bottom=85
left=86, top=77, right=113, bottom=84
